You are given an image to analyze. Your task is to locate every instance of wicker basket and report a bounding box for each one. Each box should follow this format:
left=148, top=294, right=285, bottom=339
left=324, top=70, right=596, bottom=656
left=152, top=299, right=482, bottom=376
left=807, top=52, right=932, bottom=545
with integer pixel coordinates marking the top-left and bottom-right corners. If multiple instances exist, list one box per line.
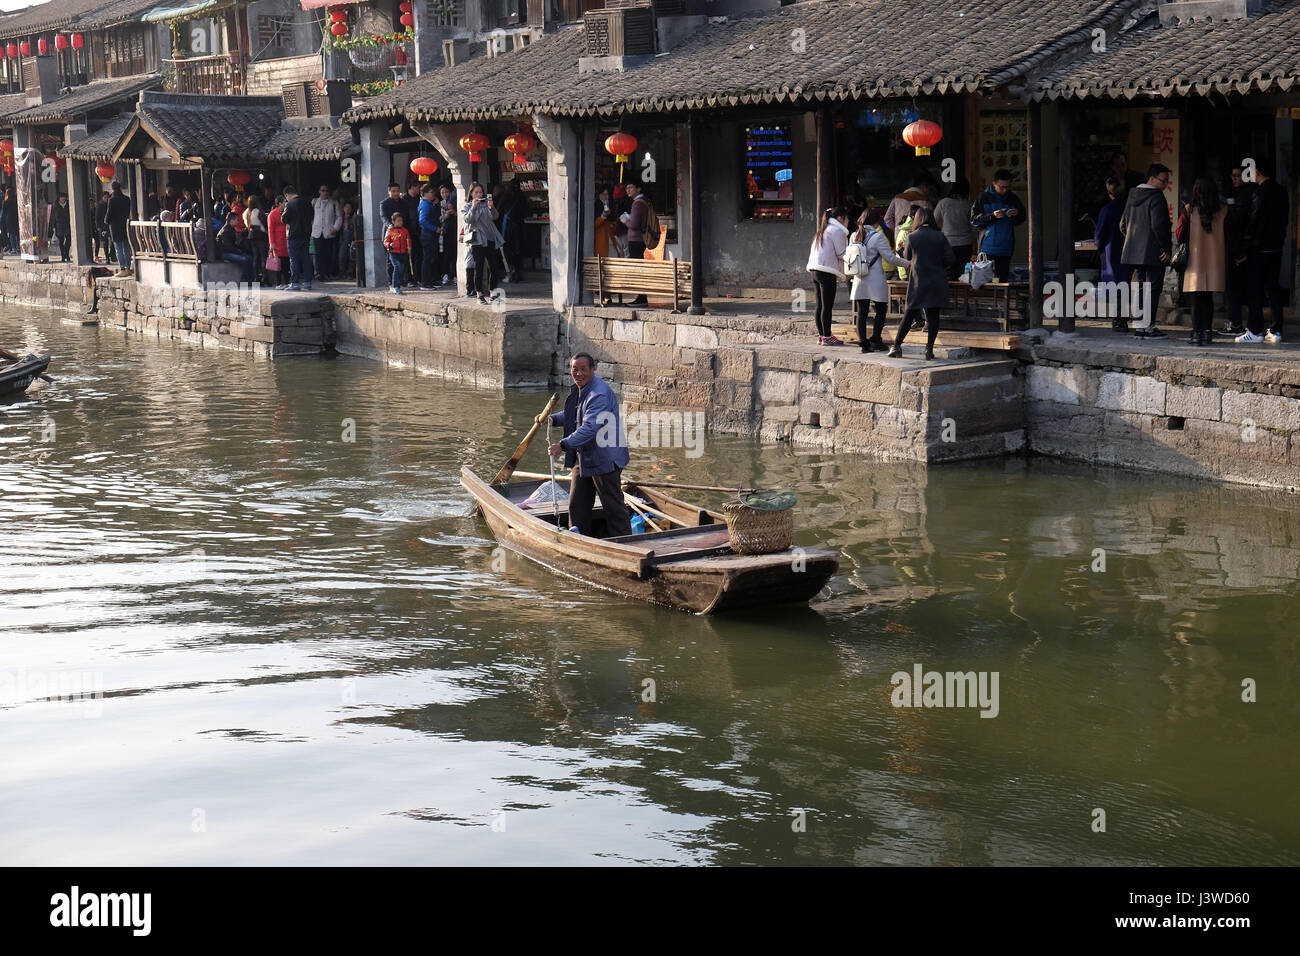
left=722, top=497, right=794, bottom=555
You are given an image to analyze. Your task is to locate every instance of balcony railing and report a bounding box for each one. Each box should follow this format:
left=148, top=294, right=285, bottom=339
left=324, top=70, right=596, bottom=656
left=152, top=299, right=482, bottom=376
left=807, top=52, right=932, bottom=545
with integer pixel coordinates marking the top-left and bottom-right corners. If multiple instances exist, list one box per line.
left=167, top=52, right=245, bottom=96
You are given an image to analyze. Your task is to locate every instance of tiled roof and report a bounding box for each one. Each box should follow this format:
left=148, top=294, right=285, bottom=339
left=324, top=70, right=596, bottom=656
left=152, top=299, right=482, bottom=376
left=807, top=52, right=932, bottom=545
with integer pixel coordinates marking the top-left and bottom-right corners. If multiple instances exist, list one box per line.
left=4, top=73, right=161, bottom=125
left=134, top=92, right=285, bottom=161
left=58, top=114, right=133, bottom=160
left=260, top=123, right=357, bottom=161
left=344, top=0, right=1145, bottom=124
left=1025, top=0, right=1300, bottom=100
left=0, top=0, right=164, bottom=39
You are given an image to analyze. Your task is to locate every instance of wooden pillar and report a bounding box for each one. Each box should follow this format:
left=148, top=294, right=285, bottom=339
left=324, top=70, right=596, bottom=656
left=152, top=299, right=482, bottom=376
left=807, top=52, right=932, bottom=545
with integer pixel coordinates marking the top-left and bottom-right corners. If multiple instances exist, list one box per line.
left=1027, top=100, right=1044, bottom=328
left=1056, top=102, right=1075, bottom=333
left=200, top=165, right=215, bottom=262
left=133, top=164, right=146, bottom=220
left=687, top=115, right=704, bottom=315
left=815, top=106, right=833, bottom=213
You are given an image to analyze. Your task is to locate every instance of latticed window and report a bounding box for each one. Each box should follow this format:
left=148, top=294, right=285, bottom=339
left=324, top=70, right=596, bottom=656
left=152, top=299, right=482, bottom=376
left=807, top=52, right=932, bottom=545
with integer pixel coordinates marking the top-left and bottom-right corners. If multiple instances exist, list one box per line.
left=434, top=0, right=466, bottom=27
left=256, top=15, right=291, bottom=51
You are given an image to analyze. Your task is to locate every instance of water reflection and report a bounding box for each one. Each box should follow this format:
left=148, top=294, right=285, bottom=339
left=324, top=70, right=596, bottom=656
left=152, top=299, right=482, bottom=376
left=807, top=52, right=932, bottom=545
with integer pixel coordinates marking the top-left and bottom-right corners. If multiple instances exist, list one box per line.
left=1, top=306, right=1297, bottom=865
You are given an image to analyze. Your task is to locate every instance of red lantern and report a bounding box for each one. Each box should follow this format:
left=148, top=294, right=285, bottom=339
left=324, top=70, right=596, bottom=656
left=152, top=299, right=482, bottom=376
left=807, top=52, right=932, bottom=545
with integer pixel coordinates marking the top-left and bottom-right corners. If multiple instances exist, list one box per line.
left=37, top=37, right=48, bottom=55
left=7, top=44, right=18, bottom=58
left=96, top=163, right=115, bottom=183
left=459, top=133, right=489, bottom=163
left=604, top=132, right=638, bottom=182
left=400, top=13, right=413, bottom=27
left=227, top=170, right=251, bottom=193
left=72, top=33, right=84, bottom=50
left=410, top=156, right=438, bottom=182
left=330, top=22, right=348, bottom=36
left=20, top=41, right=31, bottom=56
left=902, top=119, right=943, bottom=157
left=55, top=35, right=67, bottom=51
left=329, top=8, right=348, bottom=20
left=503, top=132, right=536, bottom=165
left=399, top=1, right=411, bottom=9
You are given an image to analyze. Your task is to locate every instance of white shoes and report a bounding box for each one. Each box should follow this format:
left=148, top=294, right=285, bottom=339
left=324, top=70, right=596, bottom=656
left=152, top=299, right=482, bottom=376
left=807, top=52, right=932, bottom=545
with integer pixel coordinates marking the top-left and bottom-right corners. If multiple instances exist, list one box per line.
left=1265, top=331, right=1283, bottom=344
left=1235, top=330, right=1264, bottom=343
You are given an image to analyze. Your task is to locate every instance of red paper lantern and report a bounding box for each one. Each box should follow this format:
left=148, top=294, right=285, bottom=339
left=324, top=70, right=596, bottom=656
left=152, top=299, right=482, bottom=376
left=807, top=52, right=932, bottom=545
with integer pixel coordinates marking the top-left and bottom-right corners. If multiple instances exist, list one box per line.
left=96, top=163, right=115, bottom=183
left=6, top=44, right=18, bottom=58
left=410, top=156, right=438, bottom=181
left=503, top=132, right=536, bottom=165
left=37, top=37, right=48, bottom=55
left=400, top=13, right=414, bottom=27
left=399, top=1, right=411, bottom=10
left=20, top=41, right=31, bottom=56
left=55, top=35, right=67, bottom=51
left=227, top=169, right=251, bottom=192
left=902, top=119, right=943, bottom=157
left=604, top=132, right=638, bottom=182
left=459, top=133, right=489, bottom=163
left=330, top=22, right=348, bottom=36
left=329, top=8, right=348, bottom=20
left=72, top=33, right=84, bottom=50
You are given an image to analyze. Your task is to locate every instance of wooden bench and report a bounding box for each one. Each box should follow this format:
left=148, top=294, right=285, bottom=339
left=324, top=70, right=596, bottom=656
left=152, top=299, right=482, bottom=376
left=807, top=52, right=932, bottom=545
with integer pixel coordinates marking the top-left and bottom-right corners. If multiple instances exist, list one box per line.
left=128, top=220, right=199, bottom=262
left=887, top=279, right=1030, bottom=331
left=582, top=256, right=693, bottom=312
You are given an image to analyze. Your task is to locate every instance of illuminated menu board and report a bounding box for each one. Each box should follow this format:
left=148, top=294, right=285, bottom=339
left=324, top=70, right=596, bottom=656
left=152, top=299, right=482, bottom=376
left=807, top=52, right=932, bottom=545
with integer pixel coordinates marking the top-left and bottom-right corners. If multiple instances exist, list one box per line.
left=745, top=124, right=794, bottom=221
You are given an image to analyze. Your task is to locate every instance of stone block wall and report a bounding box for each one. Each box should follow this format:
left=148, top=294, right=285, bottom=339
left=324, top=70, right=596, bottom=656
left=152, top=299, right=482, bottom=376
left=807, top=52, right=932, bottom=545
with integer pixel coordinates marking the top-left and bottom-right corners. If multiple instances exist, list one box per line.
left=1026, top=342, right=1300, bottom=490
left=331, top=293, right=560, bottom=387
left=0, top=261, right=97, bottom=313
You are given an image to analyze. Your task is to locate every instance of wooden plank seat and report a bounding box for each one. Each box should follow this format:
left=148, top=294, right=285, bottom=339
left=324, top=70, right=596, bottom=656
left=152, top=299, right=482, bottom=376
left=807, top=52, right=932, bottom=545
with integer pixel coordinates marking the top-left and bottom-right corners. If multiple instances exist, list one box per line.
left=886, top=278, right=1030, bottom=331
left=128, top=220, right=200, bottom=262
left=582, top=256, right=692, bottom=312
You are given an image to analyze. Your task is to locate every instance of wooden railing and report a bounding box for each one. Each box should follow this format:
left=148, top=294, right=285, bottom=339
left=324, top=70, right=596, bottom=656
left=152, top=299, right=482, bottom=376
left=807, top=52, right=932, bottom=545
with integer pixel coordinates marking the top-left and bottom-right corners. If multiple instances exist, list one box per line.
left=168, top=52, right=245, bottom=96
left=129, top=220, right=199, bottom=261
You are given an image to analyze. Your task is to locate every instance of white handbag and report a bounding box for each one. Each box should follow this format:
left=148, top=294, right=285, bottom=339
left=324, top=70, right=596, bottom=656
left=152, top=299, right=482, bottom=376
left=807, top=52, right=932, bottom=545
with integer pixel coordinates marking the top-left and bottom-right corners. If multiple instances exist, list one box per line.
left=969, top=253, right=996, bottom=290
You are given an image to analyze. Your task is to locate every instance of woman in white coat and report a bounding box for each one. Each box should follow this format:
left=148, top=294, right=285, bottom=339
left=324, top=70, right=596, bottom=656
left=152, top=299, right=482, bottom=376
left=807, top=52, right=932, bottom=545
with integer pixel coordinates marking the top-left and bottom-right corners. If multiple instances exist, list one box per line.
left=848, top=208, right=909, bottom=352
left=806, top=206, right=850, bottom=345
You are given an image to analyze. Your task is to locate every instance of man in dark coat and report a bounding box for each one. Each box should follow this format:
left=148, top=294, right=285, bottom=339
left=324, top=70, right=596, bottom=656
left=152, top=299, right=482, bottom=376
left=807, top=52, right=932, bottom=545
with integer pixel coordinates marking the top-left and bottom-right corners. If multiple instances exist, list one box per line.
left=1238, top=162, right=1288, bottom=343
left=888, top=207, right=954, bottom=361
left=107, top=181, right=133, bottom=275
left=49, top=194, right=72, bottom=261
left=3, top=187, right=19, bottom=255
left=1118, top=163, right=1173, bottom=337
left=541, top=353, right=633, bottom=538
left=1222, top=165, right=1256, bottom=335
left=280, top=185, right=315, bottom=290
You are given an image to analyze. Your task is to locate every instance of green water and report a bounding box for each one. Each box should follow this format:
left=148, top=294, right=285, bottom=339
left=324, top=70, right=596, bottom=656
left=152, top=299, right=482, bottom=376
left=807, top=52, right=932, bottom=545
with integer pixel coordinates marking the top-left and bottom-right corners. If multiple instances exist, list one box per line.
left=1, top=305, right=1296, bottom=865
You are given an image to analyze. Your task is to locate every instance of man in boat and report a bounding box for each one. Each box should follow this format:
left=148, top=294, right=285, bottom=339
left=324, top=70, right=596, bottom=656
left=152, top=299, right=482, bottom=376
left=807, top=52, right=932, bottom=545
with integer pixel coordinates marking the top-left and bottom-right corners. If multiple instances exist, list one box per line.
left=540, top=353, right=633, bottom=538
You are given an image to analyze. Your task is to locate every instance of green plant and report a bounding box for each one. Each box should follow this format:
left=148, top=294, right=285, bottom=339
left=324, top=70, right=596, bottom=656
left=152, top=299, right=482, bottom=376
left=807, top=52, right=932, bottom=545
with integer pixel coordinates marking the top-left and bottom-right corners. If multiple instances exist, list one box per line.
left=322, top=28, right=413, bottom=53
left=350, top=80, right=398, bottom=97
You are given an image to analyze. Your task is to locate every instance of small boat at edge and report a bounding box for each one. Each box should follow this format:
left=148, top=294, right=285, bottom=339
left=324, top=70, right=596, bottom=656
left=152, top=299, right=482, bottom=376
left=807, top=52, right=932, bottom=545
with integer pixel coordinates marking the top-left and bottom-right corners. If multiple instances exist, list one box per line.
left=0, top=353, right=52, bottom=397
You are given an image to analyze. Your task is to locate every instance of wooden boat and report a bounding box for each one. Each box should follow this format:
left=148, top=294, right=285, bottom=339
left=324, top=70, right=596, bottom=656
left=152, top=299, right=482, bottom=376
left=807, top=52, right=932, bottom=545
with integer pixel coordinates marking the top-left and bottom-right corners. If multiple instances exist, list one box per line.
left=462, top=465, right=839, bottom=614
left=0, top=353, right=51, bottom=397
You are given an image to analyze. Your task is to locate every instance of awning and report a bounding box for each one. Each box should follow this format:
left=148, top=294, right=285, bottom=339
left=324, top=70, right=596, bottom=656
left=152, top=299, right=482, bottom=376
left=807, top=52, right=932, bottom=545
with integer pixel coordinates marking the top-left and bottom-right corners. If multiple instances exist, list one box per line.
left=143, top=1, right=222, bottom=22
left=300, top=0, right=369, bottom=9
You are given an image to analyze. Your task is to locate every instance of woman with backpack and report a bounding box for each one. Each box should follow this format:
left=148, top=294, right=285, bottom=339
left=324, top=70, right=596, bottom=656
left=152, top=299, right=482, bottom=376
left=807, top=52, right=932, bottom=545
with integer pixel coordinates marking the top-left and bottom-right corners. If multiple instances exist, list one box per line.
left=806, top=206, right=850, bottom=346
left=847, top=209, right=910, bottom=353
left=889, top=206, right=954, bottom=361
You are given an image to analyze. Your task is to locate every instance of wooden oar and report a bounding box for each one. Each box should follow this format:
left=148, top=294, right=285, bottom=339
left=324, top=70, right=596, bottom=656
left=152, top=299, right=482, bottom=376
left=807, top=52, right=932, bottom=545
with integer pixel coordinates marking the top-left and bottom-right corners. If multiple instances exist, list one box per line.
left=627, top=480, right=757, bottom=495
left=491, top=393, right=558, bottom=485
left=624, top=495, right=664, bottom=533
left=0, top=347, right=54, bottom=382
left=623, top=491, right=690, bottom=529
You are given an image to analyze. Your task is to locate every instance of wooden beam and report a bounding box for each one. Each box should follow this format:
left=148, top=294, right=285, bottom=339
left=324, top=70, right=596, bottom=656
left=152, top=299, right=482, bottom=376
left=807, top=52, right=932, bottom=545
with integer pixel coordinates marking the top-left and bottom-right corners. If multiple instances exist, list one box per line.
left=687, top=115, right=704, bottom=315
left=200, top=165, right=214, bottom=263
left=1027, top=100, right=1044, bottom=328
left=816, top=106, right=834, bottom=213
left=1057, top=102, right=1075, bottom=333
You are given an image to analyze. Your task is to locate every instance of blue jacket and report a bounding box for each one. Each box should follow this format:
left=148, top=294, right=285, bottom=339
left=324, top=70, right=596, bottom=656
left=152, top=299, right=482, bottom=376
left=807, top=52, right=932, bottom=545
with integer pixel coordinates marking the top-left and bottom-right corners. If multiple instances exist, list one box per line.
left=971, top=186, right=1025, bottom=257
left=549, top=375, right=629, bottom=477
left=418, top=197, right=439, bottom=235
left=1094, top=196, right=1125, bottom=283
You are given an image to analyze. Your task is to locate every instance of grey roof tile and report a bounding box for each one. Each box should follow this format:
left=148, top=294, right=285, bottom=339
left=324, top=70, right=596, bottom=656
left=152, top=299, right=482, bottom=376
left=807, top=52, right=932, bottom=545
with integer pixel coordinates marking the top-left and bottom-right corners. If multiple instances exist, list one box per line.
left=4, top=73, right=161, bottom=124
left=57, top=113, right=133, bottom=160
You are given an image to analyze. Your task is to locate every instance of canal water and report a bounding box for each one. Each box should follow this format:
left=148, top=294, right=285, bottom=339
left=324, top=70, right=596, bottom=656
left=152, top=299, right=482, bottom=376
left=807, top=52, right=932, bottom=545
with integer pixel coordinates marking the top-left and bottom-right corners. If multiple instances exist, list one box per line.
left=2, top=305, right=1297, bottom=866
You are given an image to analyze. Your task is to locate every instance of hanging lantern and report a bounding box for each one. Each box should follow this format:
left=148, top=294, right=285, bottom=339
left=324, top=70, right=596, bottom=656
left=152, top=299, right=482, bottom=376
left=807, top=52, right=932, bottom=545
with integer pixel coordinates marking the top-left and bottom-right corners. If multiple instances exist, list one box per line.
left=410, top=156, right=438, bottom=182
left=459, top=132, right=490, bottom=163
left=37, top=37, right=48, bottom=55
left=604, top=132, right=638, bottom=182
left=55, top=35, right=68, bottom=51
left=227, top=169, right=251, bottom=193
left=902, top=119, right=943, bottom=157
left=503, top=131, right=536, bottom=165
left=20, top=41, right=31, bottom=56
left=330, top=22, right=348, bottom=36
left=72, top=33, right=84, bottom=50
left=329, top=8, right=348, bottom=21
left=400, top=13, right=414, bottom=28
left=96, top=163, right=116, bottom=183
